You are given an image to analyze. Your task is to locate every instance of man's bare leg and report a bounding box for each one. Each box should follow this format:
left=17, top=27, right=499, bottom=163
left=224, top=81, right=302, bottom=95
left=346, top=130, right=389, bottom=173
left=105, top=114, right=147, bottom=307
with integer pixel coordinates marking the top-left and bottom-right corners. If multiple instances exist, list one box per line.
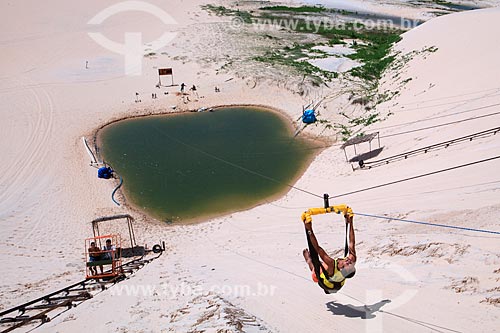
left=303, top=249, right=315, bottom=271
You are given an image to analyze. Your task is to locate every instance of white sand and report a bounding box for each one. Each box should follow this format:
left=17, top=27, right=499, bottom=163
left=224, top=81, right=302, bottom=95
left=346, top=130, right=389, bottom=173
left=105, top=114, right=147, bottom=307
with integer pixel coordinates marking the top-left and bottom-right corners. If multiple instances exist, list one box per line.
left=308, top=56, right=361, bottom=72
left=0, top=0, right=499, bottom=332
left=307, top=45, right=361, bottom=72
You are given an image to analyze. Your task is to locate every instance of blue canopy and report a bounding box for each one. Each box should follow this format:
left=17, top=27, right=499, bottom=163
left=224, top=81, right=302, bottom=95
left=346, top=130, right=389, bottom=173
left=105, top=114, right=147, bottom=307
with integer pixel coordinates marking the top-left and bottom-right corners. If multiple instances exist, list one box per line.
left=302, top=109, right=316, bottom=124
left=98, top=167, right=113, bottom=179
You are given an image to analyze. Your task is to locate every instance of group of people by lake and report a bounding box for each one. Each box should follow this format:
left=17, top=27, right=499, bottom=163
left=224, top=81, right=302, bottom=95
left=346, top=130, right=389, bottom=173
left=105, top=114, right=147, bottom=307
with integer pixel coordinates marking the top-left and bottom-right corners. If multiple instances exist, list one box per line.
left=133, top=82, right=223, bottom=105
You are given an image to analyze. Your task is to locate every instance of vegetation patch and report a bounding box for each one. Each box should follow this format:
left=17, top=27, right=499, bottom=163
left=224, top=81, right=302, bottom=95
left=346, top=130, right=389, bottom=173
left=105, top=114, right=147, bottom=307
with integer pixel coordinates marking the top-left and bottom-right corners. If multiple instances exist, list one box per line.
left=347, top=32, right=402, bottom=84
left=202, top=3, right=416, bottom=139
left=253, top=43, right=338, bottom=84
left=260, top=5, right=357, bottom=16
left=249, top=15, right=403, bottom=87
left=203, top=4, right=403, bottom=88
left=202, top=4, right=253, bottom=23
left=260, top=5, right=327, bottom=13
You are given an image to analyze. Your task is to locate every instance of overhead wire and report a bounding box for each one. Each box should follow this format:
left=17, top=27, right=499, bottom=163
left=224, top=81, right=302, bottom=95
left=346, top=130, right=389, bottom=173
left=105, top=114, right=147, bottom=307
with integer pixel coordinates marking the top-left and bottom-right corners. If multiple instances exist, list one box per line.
left=147, top=108, right=500, bottom=235
left=151, top=124, right=325, bottom=199
left=378, top=310, right=463, bottom=333
left=394, top=86, right=500, bottom=106
left=170, top=94, right=500, bottom=330
left=354, top=212, right=500, bottom=235
left=391, top=90, right=500, bottom=113
left=373, top=102, right=500, bottom=131
left=361, top=126, right=500, bottom=169
left=320, top=101, right=500, bottom=143
left=151, top=120, right=500, bottom=234
left=329, top=155, right=500, bottom=199
left=204, top=223, right=464, bottom=332
left=379, top=109, right=500, bottom=138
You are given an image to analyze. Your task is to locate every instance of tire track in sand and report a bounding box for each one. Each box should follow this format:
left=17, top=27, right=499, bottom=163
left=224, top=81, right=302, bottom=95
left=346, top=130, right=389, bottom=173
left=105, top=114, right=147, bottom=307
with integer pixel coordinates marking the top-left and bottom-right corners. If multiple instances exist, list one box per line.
left=0, top=77, right=56, bottom=241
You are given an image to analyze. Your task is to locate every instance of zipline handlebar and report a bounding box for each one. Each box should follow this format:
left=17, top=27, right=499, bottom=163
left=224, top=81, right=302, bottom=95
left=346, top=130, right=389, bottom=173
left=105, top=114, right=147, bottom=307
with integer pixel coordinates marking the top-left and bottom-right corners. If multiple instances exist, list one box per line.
left=301, top=205, right=353, bottom=223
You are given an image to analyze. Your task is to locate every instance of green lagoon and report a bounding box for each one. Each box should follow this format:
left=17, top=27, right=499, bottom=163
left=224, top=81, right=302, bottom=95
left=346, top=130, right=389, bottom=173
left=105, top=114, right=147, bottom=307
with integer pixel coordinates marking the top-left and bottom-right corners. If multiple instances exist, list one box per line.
left=99, top=106, right=322, bottom=222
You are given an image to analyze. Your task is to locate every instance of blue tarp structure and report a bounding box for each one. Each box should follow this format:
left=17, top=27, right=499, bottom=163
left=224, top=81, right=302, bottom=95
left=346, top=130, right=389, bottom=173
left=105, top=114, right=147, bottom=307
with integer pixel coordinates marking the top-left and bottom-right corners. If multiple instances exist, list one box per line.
left=302, top=109, right=316, bottom=124
left=98, top=166, right=113, bottom=179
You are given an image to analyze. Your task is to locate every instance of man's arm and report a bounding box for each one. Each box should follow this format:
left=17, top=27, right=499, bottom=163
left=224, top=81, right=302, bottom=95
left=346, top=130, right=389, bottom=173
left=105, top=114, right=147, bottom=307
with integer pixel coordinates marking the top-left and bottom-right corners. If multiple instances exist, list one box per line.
left=304, top=222, right=335, bottom=267
left=346, top=214, right=357, bottom=262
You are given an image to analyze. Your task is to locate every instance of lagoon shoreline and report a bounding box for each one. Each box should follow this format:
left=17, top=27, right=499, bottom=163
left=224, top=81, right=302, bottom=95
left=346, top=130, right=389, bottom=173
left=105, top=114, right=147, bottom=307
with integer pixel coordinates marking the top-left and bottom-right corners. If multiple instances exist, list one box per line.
left=94, top=104, right=328, bottom=225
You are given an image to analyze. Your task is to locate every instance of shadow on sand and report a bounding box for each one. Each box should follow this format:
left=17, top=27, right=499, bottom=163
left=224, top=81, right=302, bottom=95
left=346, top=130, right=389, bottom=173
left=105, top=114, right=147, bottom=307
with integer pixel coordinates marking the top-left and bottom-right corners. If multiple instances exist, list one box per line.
left=326, top=299, right=391, bottom=319
left=326, top=299, right=462, bottom=332
left=348, top=147, right=384, bottom=163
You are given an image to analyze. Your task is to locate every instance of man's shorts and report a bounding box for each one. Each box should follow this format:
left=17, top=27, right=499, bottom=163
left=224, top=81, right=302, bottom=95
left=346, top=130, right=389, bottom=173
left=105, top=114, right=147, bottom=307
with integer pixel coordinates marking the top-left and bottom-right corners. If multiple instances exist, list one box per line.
left=89, top=256, right=101, bottom=262
left=311, top=263, right=329, bottom=282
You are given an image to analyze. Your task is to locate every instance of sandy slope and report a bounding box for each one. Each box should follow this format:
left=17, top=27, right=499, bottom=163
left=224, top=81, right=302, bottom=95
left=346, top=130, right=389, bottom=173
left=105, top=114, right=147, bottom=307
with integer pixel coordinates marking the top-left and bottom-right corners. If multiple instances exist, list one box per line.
left=0, top=0, right=499, bottom=332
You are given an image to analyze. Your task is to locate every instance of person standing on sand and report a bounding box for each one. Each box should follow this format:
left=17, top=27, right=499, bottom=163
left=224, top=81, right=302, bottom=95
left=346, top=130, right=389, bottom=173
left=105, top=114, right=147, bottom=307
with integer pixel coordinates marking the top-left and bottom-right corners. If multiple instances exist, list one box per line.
left=190, top=84, right=198, bottom=98
left=302, top=211, right=357, bottom=292
left=180, top=82, right=186, bottom=93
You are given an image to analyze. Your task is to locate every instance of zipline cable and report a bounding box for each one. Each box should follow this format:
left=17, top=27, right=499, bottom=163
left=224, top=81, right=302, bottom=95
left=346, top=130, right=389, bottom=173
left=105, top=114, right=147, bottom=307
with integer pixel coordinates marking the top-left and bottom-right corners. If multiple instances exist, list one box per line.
left=380, top=110, right=500, bottom=138
left=151, top=125, right=324, bottom=199
left=152, top=122, right=499, bottom=235
left=393, top=91, right=500, bottom=113
left=329, top=155, right=500, bottom=199
left=394, top=87, right=500, bottom=106
left=361, top=126, right=500, bottom=169
left=204, top=232, right=462, bottom=332
left=375, top=101, right=500, bottom=128
left=354, top=212, right=500, bottom=235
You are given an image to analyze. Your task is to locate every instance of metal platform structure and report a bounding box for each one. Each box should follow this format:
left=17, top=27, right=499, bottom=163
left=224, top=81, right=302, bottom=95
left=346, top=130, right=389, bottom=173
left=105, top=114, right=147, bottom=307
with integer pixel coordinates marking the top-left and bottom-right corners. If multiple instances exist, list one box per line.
left=0, top=251, right=163, bottom=333
left=359, top=126, right=500, bottom=169
left=341, top=132, right=383, bottom=170
left=0, top=214, right=165, bottom=333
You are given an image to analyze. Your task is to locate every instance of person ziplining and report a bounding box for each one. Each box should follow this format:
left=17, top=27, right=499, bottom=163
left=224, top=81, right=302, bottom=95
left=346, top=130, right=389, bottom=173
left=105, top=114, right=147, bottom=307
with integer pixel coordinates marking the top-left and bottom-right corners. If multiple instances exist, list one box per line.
left=301, top=204, right=357, bottom=293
